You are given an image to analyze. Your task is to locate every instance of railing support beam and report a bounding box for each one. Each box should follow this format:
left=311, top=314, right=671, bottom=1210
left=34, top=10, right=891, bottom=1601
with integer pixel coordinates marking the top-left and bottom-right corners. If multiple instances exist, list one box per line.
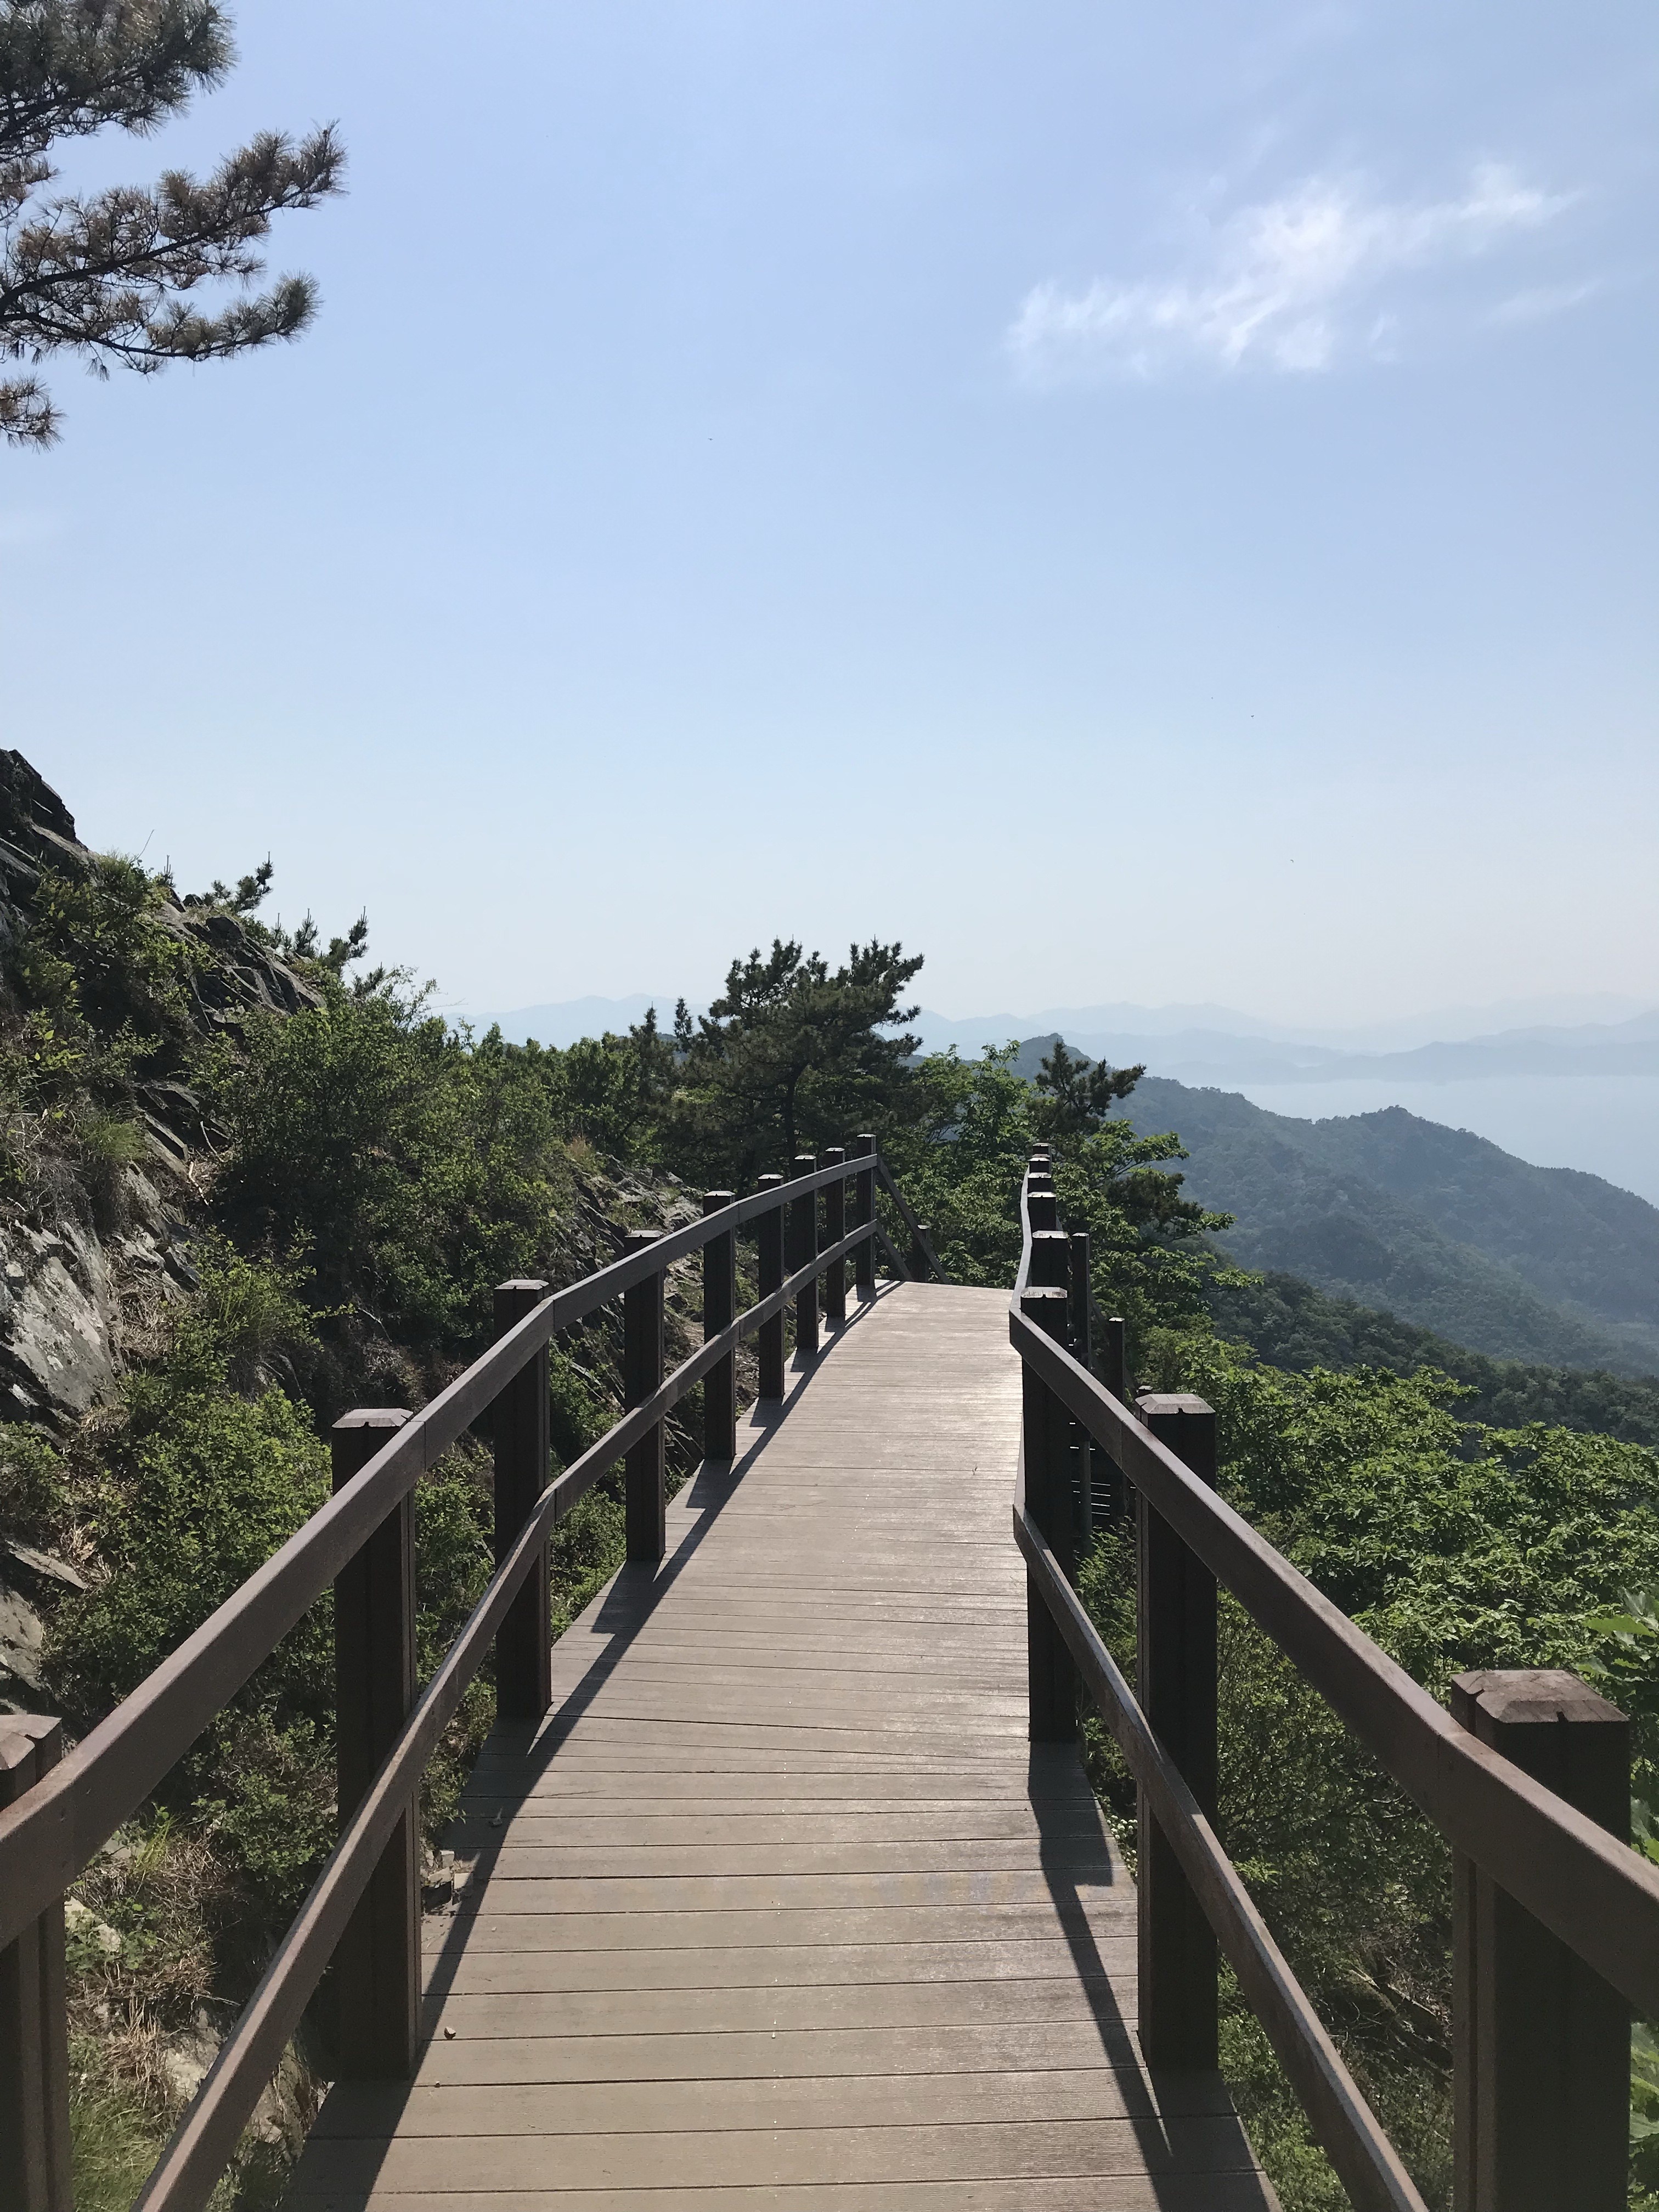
left=789, top=1155, right=820, bottom=1360
left=1136, top=1391, right=1219, bottom=2071
left=853, top=1136, right=876, bottom=1300
left=493, top=1279, right=552, bottom=1721
left=1098, top=1313, right=1127, bottom=1525
left=821, top=1149, right=847, bottom=1325
left=1452, top=1668, right=1630, bottom=2212
left=623, top=1229, right=666, bottom=1562
left=332, top=1407, right=418, bottom=2080
left=757, top=1173, right=786, bottom=1397
left=702, top=1193, right=737, bottom=1459
left=1022, top=1284, right=1076, bottom=1742
left=1069, top=1227, right=1093, bottom=1542
left=0, top=1716, right=70, bottom=2212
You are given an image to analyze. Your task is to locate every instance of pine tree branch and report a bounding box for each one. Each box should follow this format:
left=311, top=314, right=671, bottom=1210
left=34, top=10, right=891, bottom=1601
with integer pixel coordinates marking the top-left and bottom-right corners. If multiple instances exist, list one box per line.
left=0, top=365, right=52, bottom=437
left=0, top=6, right=341, bottom=445
left=0, top=0, right=231, bottom=160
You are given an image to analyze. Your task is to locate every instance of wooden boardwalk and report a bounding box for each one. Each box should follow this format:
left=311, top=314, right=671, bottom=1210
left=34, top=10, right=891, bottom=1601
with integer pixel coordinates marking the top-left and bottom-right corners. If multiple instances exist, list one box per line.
left=287, top=1283, right=1273, bottom=2210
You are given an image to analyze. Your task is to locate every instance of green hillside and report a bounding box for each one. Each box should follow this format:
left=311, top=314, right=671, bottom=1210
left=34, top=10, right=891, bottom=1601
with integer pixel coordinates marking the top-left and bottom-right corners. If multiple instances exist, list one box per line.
left=1137, top=1076, right=1659, bottom=1375
left=1212, top=1269, right=1659, bottom=1445
left=1004, top=1041, right=1659, bottom=1376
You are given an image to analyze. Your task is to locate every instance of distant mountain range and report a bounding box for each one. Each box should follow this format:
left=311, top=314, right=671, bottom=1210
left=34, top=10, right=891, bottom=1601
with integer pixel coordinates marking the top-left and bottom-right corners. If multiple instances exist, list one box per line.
left=920, top=1002, right=1659, bottom=1086
left=474, top=993, right=1659, bottom=1376
left=1011, top=1046, right=1659, bottom=1378
left=479, top=990, right=1659, bottom=1084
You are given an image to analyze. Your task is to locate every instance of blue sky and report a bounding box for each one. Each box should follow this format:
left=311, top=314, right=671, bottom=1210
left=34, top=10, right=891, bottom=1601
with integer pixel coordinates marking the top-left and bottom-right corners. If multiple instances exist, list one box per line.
left=2, top=0, right=1655, bottom=1027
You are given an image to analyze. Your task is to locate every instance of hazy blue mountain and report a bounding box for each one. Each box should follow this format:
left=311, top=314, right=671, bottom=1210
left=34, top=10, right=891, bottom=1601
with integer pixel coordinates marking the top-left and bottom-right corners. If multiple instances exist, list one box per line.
left=1000, top=1038, right=1659, bottom=1377
left=1124, top=1075, right=1659, bottom=1377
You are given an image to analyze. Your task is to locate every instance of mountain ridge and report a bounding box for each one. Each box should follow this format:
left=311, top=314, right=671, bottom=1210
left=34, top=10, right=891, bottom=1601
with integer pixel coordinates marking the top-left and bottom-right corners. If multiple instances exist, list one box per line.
left=1116, top=1072, right=1659, bottom=1378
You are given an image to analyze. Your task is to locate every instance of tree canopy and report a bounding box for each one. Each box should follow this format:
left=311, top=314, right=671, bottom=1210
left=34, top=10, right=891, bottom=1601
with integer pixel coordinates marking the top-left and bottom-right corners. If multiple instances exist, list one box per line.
left=665, top=938, right=923, bottom=1188
left=1, top=0, right=342, bottom=445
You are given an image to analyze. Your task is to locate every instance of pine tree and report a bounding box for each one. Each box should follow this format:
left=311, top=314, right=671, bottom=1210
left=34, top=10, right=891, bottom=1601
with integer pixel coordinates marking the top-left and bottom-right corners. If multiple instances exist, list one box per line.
left=1, top=0, right=343, bottom=446
left=669, top=939, right=924, bottom=1188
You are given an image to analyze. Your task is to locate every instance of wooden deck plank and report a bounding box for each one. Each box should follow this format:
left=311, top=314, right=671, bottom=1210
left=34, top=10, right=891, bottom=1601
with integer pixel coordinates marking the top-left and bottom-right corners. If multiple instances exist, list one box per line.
left=288, top=1284, right=1272, bottom=2210
left=418, top=1976, right=1129, bottom=2039
left=285, top=2185, right=1271, bottom=2212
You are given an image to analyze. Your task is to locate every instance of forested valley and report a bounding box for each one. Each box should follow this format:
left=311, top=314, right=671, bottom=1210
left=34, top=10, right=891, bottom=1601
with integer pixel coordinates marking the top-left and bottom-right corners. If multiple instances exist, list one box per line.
left=2, top=752, right=1658, bottom=2210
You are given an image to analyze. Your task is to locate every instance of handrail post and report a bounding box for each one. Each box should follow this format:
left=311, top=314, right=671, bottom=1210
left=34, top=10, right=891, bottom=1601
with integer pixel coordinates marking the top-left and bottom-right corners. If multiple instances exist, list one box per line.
left=789, top=1154, right=820, bottom=1360
left=821, top=1148, right=847, bottom=1324
left=1136, top=1392, right=1219, bottom=2071
left=1020, top=1285, right=1076, bottom=1741
left=1028, top=1227, right=1070, bottom=1288
left=908, top=1219, right=936, bottom=1282
left=1099, top=1314, right=1128, bottom=1524
left=0, top=1717, right=70, bottom=2212
left=493, top=1279, right=552, bottom=1720
left=702, top=1193, right=737, bottom=1459
left=623, top=1229, right=666, bottom=1561
left=1069, top=1227, right=1093, bottom=1541
left=332, top=1407, right=418, bottom=2080
left=853, top=1136, right=876, bottom=1300
left=757, top=1172, right=786, bottom=1397
left=1451, top=1669, right=1630, bottom=2212
left=1028, top=1186, right=1059, bottom=1233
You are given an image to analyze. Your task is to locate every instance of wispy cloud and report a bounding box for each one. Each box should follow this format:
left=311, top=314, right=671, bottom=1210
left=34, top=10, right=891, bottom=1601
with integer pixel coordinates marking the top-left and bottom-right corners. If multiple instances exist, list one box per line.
left=1488, top=279, right=1600, bottom=325
left=1008, top=163, right=1577, bottom=381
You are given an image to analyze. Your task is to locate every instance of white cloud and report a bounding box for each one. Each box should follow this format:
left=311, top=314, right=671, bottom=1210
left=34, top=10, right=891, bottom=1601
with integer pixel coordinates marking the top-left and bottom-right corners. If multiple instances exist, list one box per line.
left=1008, top=163, right=1576, bottom=381
left=1488, top=279, right=1600, bottom=325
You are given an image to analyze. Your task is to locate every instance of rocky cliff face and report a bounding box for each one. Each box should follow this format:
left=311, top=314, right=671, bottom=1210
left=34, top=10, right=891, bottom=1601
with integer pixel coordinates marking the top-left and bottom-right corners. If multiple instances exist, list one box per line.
left=0, top=752, right=323, bottom=1707
left=0, top=752, right=319, bottom=1432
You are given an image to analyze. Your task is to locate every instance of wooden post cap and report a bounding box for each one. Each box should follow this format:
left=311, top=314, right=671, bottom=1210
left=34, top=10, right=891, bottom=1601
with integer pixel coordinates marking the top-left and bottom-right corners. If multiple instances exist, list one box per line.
left=1451, top=1669, right=1627, bottom=1732
left=0, top=1715, right=61, bottom=1805
left=1136, top=1393, right=1214, bottom=1420
left=1028, top=1228, right=1070, bottom=1287
left=1019, top=1285, right=1069, bottom=1340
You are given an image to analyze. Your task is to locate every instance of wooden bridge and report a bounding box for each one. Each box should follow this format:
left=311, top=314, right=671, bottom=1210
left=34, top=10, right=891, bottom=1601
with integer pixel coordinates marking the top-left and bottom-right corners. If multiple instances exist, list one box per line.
left=2, top=1146, right=1656, bottom=2212
left=292, top=1279, right=1267, bottom=2210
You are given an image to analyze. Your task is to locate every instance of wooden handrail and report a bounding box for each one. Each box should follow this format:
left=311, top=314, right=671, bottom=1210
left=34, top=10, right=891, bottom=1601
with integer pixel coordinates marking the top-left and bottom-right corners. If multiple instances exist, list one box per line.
left=0, top=1138, right=919, bottom=2212
left=1007, top=1162, right=1651, bottom=2205
left=132, top=1210, right=878, bottom=2210
left=0, top=1153, right=895, bottom=1953
left=1014, top=1498, right=1427, bottom=2212
left=1009, top=1300, right=1659, bottom=2018
left=875, top=1157, right=946, bottom=1283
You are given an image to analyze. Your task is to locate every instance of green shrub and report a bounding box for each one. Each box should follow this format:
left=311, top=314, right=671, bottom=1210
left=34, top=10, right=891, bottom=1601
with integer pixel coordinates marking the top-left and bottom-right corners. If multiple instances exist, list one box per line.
left=52, top=1368, right=331, bottom=1722
left=211, top=989, right=577, bottom=1350
left=0, top=1423, right=67, bottom=1541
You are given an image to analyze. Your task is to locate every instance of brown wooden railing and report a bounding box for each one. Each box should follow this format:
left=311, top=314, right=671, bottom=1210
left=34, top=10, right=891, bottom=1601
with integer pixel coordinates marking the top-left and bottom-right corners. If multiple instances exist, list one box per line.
left=1010, top=1145, right=1644, bottom=2212
left=0, top=1139, right=933, bottom=2212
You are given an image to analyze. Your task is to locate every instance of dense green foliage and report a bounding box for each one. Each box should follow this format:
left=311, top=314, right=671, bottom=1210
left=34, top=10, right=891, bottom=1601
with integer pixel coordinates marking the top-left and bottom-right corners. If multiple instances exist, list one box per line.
left=1081, top=1336, right=1659, bottom=2209
left=882, top=1041, right=1237, bottom=1339
left=1215, top=1268, right=1659, bottom=1445
left=0, top=853, right=195, bottom=1220
left=664, top=938, right=925, bottom=1186
left=46, top=1242, right=494, bottom=1927
left=212, top=982, right=580, bottom=1351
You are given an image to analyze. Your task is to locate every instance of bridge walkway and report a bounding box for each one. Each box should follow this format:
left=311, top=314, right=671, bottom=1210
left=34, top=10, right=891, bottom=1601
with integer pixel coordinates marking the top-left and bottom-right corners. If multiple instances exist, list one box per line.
left=286, top=1282, right=1272, bottom=2210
